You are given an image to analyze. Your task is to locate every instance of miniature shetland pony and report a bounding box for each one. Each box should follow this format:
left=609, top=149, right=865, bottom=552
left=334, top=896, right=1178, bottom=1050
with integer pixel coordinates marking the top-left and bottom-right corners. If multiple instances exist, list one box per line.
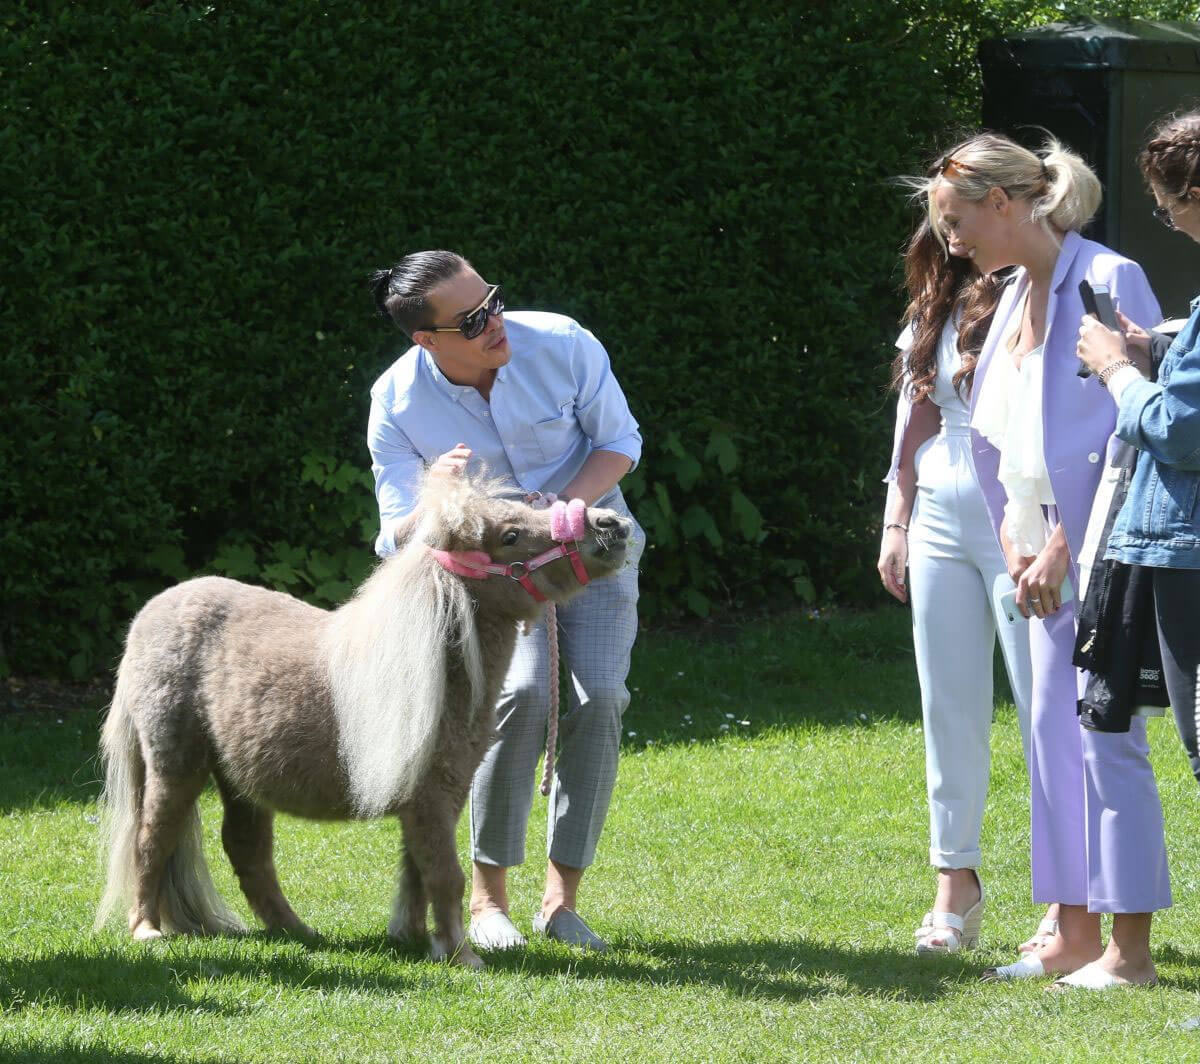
left=95, top=473, right=631, bottom=968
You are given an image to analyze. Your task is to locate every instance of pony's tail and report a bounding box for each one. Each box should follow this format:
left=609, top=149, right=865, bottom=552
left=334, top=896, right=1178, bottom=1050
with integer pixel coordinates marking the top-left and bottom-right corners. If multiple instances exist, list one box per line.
left=94, top=664, right=245, bottom=935
left=156, top=807, right=246, bottom=936
left=94, top=668, right=143, bottom=931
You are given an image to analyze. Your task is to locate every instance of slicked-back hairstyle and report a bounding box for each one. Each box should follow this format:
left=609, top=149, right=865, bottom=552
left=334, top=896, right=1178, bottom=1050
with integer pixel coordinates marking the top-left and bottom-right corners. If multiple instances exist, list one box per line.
left=1139, top=110, right=1200, bottom=200
left=912, top=132, right=1101, bottom=250
left=370, top=250, right=471, bottom=337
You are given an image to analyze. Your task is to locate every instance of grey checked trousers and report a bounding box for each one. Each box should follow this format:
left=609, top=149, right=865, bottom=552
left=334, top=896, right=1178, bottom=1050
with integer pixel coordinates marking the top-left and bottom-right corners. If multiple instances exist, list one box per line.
left=469, top=487, right=644, bottom=870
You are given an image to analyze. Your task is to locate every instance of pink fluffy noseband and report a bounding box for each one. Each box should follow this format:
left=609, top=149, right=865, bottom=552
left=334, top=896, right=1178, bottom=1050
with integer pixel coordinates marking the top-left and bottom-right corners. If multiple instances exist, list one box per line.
left=550, top=497, right=586, bottom=543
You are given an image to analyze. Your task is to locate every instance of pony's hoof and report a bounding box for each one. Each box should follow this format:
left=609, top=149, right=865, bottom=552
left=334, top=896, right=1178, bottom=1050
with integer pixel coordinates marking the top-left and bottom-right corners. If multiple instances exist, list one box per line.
left=430, top=936, right=484, bottom=968
left=131, top=921, right=163, bottom=942
left=451, top=943, right=484, bottom=969
left=267, top=921, right=318, bottom=941
left=387, top=928, right=428, bottom=951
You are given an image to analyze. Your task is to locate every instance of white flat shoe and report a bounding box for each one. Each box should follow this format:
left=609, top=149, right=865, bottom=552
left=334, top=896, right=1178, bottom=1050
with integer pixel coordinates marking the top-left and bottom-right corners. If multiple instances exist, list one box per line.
left=467, top=911, right=527, bottom=951
left=981, top=954, right=1045, bottom=981
left=1018, top=916, right=1058, bottom=954
left=532, top=909, right=608, bottom=952
left=914, top=884, right=985, bottom=955
left=1049, top=960, right=1157, bottom=992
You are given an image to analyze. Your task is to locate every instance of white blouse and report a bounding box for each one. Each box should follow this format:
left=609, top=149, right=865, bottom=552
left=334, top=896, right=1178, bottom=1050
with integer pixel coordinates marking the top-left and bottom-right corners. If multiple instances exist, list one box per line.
left=971, top=306, right=1056, bottom=556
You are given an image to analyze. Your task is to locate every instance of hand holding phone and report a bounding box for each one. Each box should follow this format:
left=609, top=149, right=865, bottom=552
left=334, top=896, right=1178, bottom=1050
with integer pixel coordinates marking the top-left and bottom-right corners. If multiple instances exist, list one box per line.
left=998, top=577, right=1074, bottom=624
left=1077, top=280, right=1121, bottom=378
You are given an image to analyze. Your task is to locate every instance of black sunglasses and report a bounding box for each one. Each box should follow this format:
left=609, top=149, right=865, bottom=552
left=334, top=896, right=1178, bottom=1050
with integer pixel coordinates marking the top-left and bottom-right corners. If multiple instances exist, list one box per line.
left=425, top=284, right=504, bottom=340
left=1153, top=205, right=1178, bottom=231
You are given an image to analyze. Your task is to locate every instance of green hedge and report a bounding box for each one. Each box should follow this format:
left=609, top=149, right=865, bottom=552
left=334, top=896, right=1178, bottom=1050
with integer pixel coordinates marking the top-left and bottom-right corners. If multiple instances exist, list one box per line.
left=1, top=1, right=1195, bottom=677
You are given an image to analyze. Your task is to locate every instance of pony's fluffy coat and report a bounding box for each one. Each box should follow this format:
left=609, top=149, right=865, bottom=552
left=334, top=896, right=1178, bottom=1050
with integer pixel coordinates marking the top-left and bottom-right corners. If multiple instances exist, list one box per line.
left=93, top=472, right=631, bottom=965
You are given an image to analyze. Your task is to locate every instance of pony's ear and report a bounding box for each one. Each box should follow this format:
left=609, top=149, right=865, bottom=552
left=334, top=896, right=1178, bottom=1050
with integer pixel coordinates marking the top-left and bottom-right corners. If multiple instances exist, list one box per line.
left=416, top=472, right=481, bottom=550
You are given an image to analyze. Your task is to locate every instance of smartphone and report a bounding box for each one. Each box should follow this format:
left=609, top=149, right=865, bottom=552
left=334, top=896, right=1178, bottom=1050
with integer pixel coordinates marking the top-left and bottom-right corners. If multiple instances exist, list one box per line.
left=1077, top=280, right=1121, bottom=378
left=998, top=578, right=1074, bottom=624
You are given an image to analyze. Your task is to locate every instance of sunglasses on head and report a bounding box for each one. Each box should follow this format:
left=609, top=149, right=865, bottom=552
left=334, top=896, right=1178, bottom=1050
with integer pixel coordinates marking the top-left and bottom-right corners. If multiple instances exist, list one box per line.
left=425, top=284, right=504, bottom=340
left=937, top=156, right=973, bottom=179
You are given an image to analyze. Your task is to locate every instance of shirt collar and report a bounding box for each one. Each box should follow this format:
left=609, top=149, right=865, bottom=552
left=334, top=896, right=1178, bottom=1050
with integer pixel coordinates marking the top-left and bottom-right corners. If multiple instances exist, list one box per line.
left=420, top=346, right=511, bottom=394
left=421, top=346, right=473, bottom=401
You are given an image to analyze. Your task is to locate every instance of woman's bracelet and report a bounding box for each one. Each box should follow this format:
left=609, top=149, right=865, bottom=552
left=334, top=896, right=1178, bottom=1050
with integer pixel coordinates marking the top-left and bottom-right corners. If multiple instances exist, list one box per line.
left=884, top=522, right=909, bottom=534
left=1098, top=358, right=1135, bottom=389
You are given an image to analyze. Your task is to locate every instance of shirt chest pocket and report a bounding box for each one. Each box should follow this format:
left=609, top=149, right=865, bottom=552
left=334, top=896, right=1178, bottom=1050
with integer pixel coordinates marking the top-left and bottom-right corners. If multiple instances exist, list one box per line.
left=530, top=400, right=578, bottom=462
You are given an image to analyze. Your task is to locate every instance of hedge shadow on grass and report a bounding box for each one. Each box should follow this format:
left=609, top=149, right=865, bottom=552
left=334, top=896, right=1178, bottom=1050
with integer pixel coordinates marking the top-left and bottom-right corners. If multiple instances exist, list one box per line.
left=0, top=948, right=242, bottom=1017
left=478, top=934, right=969, bottom=1004
left=0, top=938, right=469, bottom=1019
left=0, top=712, right=103, bottom=813
left=0, top=1049, right=221, bottom=1064
left=621, top=607, right=1019, bottom=747
left=0, top=607, right=1020, bottom=809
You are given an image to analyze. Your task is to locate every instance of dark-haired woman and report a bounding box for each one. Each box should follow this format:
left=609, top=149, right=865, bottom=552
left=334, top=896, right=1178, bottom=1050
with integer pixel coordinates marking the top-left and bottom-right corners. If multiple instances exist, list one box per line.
left=880, top=218, right=1034, bottom=954
left=1071, top=110, right=1200, bottom=988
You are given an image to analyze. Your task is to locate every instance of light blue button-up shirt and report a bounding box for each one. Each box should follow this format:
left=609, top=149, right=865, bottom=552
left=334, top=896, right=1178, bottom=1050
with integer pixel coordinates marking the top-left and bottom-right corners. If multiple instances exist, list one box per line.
left=367, top=310, right=642, bottom=556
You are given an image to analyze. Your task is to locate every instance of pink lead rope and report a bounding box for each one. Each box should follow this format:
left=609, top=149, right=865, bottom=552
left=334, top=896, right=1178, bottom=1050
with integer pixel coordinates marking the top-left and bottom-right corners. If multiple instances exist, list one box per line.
left=539, top=498, right=586, bottom=796
left=428, top=497, right=589, bottom=797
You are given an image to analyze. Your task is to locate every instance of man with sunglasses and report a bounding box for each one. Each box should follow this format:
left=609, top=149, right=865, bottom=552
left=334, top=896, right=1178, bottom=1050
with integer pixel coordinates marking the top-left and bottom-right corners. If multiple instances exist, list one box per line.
left=367, top=250, right=643, bottom=954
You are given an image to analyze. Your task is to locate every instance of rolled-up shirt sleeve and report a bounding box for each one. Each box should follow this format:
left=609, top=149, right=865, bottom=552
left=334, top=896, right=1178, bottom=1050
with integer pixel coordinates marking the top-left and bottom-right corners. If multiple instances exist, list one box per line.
left=570, top=322, right=642, bottom=467
left=367, top=393, right=425, bottom=557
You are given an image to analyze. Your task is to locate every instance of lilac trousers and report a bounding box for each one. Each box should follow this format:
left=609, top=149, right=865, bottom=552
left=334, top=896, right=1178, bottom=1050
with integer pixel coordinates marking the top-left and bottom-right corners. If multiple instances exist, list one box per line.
left=1028, top=601, right=1171, bottom=914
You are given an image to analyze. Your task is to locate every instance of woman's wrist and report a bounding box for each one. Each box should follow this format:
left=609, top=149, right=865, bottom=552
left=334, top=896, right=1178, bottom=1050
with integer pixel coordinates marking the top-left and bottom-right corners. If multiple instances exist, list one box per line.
left=884, top=521, right=909, bottom=534
left=1098, top=358, right=1136, bottom=389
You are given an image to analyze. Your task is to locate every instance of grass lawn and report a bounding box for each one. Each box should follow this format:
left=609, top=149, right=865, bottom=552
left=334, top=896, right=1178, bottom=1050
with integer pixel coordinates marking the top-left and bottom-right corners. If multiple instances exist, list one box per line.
left=4, top=605, right=1200, bottom=1062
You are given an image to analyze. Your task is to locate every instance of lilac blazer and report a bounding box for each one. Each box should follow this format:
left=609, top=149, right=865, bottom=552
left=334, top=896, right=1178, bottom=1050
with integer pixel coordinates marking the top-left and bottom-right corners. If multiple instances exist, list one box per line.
left=968, top=231, right=1161, bottom=564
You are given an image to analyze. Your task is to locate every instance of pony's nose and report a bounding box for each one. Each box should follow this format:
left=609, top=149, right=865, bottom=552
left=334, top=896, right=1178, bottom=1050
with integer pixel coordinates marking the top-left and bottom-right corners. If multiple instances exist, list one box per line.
left=595, top=513, right=629, bottom=539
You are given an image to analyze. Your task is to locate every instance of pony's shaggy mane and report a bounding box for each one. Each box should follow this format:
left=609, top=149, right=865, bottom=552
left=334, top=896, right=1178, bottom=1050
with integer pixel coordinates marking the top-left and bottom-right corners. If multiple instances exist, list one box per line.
left=322, top=473, right=513, bottom=816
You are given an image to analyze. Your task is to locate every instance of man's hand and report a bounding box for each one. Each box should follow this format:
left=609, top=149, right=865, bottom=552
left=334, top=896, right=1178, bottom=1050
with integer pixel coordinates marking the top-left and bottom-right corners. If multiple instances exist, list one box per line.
left=431, top=443, right=472, bottom=478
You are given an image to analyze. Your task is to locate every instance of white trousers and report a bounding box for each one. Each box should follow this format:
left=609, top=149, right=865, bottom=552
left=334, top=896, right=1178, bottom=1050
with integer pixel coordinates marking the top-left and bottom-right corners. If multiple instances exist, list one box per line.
left=908, top=429, right=1034, bottom=869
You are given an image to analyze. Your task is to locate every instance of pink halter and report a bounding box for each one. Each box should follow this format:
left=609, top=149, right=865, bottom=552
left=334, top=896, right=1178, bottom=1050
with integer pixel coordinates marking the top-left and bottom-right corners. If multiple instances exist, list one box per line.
left=428, top=497, right=590, bottom=601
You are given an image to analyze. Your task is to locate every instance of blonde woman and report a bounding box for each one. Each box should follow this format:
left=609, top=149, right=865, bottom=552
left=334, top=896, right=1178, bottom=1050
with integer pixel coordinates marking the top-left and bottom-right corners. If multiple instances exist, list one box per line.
left=920, top=134, right=1166, bottom=985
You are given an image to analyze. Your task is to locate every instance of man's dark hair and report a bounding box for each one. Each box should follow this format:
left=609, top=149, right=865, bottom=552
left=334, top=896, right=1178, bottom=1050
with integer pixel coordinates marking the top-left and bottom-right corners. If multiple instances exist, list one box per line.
left=370, top=250, right=470, bottom=337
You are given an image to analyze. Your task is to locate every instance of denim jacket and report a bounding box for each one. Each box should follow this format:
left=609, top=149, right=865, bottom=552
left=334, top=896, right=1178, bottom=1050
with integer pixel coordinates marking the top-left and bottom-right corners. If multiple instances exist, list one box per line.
left=1106, top=294, right=1200, bottom=569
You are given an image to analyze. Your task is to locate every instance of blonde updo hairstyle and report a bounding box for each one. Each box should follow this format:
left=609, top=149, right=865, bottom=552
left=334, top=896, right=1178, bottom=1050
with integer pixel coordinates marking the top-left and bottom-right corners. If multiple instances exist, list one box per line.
left=924, top=133, right=1102, bottom=249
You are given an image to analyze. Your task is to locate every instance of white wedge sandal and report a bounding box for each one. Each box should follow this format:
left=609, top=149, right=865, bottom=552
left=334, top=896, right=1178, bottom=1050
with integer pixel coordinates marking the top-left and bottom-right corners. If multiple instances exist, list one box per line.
left=914, top=883, right=985, bottom=955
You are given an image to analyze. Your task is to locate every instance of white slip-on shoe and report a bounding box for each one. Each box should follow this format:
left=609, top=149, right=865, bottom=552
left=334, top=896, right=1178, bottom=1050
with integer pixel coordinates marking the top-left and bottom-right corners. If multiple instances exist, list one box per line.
left=1049, top=960, right=1157, bottom=992
left=981, top=954, right=1046, bottom=982
left=467, top=910, right=527, bottom=951
left=531, top=909, right=608, bottom=952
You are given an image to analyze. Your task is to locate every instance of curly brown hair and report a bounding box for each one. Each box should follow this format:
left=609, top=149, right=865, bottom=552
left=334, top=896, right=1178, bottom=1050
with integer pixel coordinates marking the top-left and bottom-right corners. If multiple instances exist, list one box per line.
left=1139, top=110, right=1200, bottom=199
left=890, top=216, right=999, bottom=404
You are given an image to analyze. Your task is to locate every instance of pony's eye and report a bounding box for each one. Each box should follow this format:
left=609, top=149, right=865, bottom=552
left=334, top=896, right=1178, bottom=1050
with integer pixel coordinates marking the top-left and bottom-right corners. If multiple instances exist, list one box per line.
left=501, top=529, right=520, bottom=546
